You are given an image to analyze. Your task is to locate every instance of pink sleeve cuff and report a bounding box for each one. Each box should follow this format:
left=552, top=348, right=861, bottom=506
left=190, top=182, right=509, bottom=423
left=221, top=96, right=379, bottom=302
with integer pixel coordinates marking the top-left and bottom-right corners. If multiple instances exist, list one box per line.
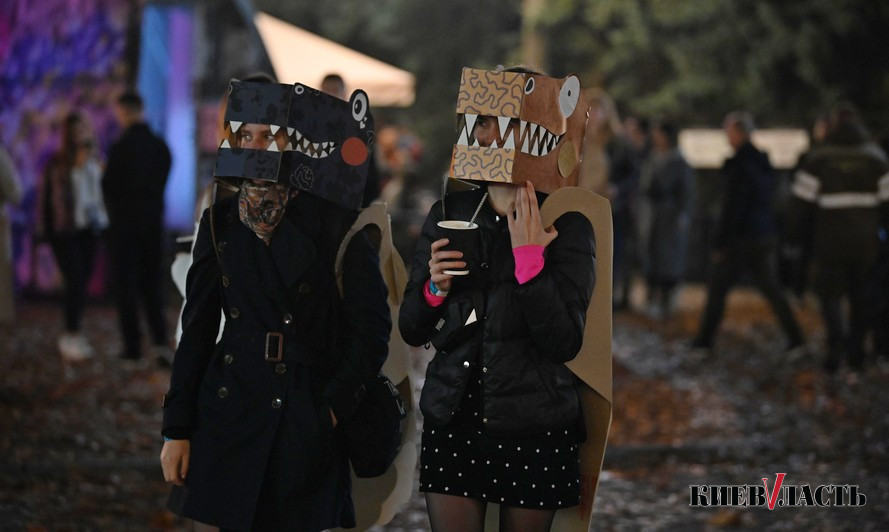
left=423, top=279, right=447, bottom=307
left=513, top=245, right=545, bottom=284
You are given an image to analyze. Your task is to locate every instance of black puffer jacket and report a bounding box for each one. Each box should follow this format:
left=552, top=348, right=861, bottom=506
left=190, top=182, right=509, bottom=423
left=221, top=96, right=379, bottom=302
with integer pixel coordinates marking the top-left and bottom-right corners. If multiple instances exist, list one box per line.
left=399, top=188, right=595, bottom=435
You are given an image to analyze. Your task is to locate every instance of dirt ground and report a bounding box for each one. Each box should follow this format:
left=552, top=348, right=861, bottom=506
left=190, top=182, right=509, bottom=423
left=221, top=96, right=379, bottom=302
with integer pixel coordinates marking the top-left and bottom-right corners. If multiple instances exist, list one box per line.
left=1, top=284, right=887, bottom=531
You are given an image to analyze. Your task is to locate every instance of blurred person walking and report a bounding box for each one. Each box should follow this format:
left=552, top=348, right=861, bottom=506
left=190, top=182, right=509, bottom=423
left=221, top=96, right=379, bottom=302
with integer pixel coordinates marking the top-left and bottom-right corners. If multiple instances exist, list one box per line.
left=692, top=112, right=803, bottom=354
left=102, top=91, right=172, bottom=365
left=640, top=121, right=694, bottom=319
left=0, top=134, right=23, bottom=324
left=786, top=104, right=889, bottom=372
left=36, top=112, right=108, bottom=360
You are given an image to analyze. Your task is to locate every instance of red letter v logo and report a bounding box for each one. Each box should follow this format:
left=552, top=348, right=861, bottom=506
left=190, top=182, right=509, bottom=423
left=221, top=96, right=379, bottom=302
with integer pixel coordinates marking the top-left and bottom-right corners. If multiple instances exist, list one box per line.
left=762, top=473, right=787, bottom=510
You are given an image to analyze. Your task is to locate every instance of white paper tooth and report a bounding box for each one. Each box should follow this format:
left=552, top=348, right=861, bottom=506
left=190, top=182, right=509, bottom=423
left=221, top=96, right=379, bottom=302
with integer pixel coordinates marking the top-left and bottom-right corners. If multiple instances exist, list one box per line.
left=491, top=139, right=499, bottom=149
left=498, top=116, right=511, bottom=140
left=531, top=139, right=539, bottom=156
left=295, top=131, right=303, bottom=142
left=471, top=136, right=479, bottom=147
left=529, top=123, right=539, bottom=141
left=503, top=134, right=516, bottom=150
left=267, top=142, right=279, bottom=152
left=457, top=127, right=469, bottom=146
left=220, top=139, right=231, bottom=149
left=284, top=142, right=293, bottom=151
left=270, top=125, right=280, bottom=135
left=465, top=114, right=478, bottom=136
left=288, top=127, right=294, bottom=136
left=521, top=132, right=530, bottom=153
left=230, top=121, right=242, bottom=133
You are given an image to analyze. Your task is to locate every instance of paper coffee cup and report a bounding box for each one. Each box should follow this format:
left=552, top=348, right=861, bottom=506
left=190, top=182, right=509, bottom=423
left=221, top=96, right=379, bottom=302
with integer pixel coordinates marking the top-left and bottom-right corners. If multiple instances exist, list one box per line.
left=437, top=220, right=479, bottom=275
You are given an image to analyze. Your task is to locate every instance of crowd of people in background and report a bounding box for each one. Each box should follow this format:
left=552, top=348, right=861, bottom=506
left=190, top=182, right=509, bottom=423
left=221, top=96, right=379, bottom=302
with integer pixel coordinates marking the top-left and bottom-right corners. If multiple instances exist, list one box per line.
left=579, top=90, right=888, bottom=374
left=0, top=78, right=887, bottom=378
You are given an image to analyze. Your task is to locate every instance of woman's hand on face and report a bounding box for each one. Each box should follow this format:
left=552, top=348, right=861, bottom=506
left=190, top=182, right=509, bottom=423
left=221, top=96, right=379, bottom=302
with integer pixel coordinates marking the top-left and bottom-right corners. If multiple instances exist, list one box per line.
left=160, top=439, right=191, bottom=486
left=507, top=181, right=558, bottom=248
left=429, top=238, right=464, bottom=292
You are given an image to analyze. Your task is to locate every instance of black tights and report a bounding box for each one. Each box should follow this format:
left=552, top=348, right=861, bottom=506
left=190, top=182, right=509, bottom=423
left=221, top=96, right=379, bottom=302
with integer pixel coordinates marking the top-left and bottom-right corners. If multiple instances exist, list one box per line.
left=426, top=493, right=556, bottom=532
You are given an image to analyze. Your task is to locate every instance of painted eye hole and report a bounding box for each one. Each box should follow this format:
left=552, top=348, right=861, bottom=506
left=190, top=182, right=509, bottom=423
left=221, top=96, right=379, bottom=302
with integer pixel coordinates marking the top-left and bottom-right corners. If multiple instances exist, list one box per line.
left=524, top=77, right=535, bottom=94
left=559, top=76, right=580, bottom=117
left=294, top=84, right=305, bottom=95
left=351, top=91, right=368, bottom=122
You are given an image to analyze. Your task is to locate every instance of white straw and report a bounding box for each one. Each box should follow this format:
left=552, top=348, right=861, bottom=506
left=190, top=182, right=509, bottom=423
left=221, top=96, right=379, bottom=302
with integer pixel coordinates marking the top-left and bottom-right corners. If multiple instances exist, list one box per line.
left=469, top=192, right=489, bottom=225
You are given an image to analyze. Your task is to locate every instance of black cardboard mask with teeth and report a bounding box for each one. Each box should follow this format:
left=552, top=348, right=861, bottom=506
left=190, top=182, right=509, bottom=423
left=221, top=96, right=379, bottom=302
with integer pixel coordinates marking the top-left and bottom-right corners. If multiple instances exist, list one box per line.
left=214, top=80, right=375, bottom=210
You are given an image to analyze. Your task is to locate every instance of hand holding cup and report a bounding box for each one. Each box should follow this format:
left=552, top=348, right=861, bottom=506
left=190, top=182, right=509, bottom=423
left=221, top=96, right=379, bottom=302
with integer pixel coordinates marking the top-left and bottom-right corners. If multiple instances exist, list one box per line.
left=429, top=238, right=465, bottom=292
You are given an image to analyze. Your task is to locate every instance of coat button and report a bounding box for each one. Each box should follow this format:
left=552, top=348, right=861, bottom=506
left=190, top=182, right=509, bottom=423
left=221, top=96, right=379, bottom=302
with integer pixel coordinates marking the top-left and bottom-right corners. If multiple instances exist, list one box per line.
left=482, top=417, right=488, bottom=424
left=222, top=276, right=230, bottom=287
left=223, top=353, right=234, bottom=364
left=298, top=282, right=311, bottom=295
left=272, top=397, right=283, bottom=408
left=217, top=241, right=227, bottom=252
left=275, top=363, right=287, bottom=374
left=230, top=307, right=240, bottom=318
left=482, top=366, right=488, bottom=373
left=463, top=361, right=470, bottom=368
left=217, top=387, right=228, bottom=398
left=481, top=262, right=489, bottom=270
left=283, top=313, right=293, bottom=325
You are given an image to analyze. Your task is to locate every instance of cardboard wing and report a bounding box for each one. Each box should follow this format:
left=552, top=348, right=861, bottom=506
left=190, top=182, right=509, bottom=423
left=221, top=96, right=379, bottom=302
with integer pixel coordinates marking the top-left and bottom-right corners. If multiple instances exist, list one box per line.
left=333, top=203, right=417, bottom=530
left=484, top=187, right=613, bottom=531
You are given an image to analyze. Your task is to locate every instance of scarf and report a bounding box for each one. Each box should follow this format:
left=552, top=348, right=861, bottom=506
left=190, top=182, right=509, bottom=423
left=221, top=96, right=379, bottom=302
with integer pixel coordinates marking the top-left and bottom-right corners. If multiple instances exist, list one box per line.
left=238, top=181, right=298, bottom=245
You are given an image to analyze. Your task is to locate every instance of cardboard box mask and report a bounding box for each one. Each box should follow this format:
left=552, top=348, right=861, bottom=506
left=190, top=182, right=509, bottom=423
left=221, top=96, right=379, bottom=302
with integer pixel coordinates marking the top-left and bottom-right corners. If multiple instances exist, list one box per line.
left=215, top=80, right=374, bottom=210
left=449, top=68, right=590, bottom=193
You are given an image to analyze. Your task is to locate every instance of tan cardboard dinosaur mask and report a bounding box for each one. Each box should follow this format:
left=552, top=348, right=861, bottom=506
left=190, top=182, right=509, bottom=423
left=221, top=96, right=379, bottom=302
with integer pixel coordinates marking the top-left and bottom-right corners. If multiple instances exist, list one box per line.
left=448, top=67, right=590, bottom=193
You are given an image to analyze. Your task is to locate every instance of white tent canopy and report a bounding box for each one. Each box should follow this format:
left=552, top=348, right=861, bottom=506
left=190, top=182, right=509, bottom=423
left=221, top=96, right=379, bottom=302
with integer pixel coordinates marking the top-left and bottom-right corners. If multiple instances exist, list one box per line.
left=254, top=12, right=415, bottom=107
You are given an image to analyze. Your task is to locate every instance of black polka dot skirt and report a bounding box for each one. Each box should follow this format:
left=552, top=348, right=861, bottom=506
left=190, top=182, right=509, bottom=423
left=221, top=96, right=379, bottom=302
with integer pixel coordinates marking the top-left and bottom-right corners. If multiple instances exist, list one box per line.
left=418, top=422, right=581, bottom=509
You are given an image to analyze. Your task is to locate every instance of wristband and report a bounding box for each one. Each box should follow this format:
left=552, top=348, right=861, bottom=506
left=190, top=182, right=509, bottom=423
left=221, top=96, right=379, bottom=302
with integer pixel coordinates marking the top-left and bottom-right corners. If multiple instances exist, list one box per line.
left=429, top=279, right=449, bottom=297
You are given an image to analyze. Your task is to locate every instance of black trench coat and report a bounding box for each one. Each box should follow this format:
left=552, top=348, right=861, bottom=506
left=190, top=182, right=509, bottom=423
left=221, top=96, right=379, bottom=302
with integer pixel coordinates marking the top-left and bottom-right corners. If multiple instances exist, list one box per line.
left=162, top=193, right=391, bottom=531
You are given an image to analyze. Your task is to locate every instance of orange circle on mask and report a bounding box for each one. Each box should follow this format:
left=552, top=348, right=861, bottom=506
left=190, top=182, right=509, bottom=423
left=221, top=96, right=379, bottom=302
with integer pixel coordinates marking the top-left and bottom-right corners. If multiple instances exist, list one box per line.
left=341, top=137, right=368, bottom=166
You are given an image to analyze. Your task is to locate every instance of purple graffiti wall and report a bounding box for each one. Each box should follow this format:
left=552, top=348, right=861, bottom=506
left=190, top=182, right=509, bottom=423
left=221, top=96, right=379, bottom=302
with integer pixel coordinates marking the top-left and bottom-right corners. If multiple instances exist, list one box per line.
left=0, top=0, right=130, bottom=294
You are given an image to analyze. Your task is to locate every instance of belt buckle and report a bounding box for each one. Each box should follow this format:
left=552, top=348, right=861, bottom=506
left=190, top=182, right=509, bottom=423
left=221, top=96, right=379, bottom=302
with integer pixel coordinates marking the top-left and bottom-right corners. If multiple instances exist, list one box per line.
left=265, top=332, right=284, bottom=362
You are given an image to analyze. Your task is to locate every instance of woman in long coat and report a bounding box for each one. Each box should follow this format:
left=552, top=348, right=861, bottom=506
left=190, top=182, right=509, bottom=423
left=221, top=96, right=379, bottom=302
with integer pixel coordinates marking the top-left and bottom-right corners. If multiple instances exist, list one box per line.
left=641, top=121, right=694, bottom=318
left=160, top=129, right=391, bottom=528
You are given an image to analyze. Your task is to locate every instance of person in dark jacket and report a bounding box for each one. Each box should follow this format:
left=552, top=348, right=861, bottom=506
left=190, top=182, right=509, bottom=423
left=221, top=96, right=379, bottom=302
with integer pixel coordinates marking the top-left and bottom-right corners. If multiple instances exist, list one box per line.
left=400, top=66, right=595, bottom=532
left=786, top=103, right=889, bottom=372
left=159, top=80, right=390, bottom=530
left=692, top=111, right=803, bottom=353
left=102, top=91, right=172, bottom=364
